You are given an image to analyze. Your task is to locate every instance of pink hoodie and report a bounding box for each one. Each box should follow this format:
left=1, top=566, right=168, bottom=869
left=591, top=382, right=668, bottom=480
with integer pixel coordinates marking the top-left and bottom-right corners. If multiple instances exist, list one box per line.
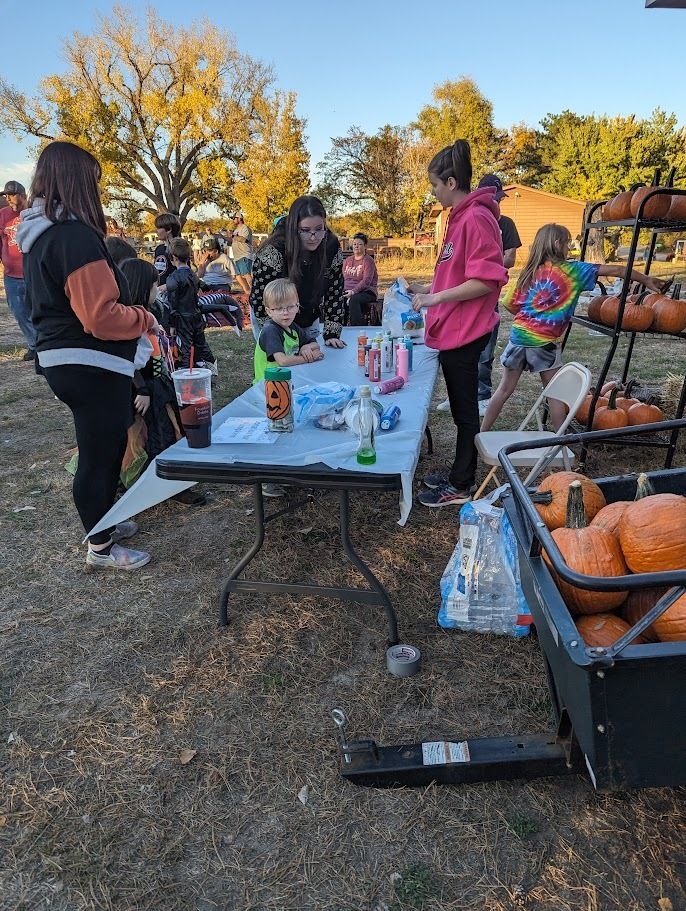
left=425, top=187, right=508, bottom=351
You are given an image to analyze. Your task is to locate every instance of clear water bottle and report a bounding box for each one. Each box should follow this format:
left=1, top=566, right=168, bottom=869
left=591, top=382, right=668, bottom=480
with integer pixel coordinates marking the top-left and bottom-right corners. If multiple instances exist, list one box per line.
left=356, top=385, right=376, bottom=465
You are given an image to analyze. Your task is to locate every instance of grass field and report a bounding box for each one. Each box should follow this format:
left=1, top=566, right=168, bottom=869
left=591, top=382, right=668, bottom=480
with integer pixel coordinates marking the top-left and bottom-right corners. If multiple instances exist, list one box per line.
left=1, top=271, right=685, bottom=911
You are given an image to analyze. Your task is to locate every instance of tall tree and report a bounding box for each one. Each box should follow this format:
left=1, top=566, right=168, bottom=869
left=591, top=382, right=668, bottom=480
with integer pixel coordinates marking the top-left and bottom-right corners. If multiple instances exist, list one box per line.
left=316, top=125, right=413, bottom=235
left=413, top=78, right=502, bottom=180
left=233, top=92, right=310, bottom=232
left=497, top=124, right=545, bottom=186
left=0, top=7, right=273, bottom=224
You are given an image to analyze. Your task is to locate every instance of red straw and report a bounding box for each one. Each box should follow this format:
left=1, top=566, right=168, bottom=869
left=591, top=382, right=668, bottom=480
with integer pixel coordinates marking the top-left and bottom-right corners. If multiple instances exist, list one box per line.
left=189, top=344, right=195, bottom=372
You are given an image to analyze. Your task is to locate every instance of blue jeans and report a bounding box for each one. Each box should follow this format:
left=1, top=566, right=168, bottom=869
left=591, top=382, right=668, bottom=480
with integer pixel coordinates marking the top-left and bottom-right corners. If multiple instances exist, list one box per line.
left=4, top=276, right=36, bottom=350
left=478, top=320, right=499, bottom=401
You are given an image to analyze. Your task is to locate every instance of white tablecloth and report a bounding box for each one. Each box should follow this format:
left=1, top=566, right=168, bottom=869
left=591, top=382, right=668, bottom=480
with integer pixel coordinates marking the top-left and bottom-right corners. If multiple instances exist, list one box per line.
left=87, top=328, right=439, bottom=537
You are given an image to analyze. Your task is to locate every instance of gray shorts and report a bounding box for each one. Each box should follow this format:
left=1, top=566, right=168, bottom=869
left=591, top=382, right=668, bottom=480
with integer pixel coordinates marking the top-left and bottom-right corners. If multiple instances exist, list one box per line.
left=500, top=340, right=562, bottom=373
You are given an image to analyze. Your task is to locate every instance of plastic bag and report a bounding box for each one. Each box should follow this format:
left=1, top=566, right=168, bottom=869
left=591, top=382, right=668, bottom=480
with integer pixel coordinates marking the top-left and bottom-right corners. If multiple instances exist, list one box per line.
left=292, top=382, right=355, bottom=425
left=381, top=278, right=424, bottom=337
left=438, top=493, right=531, bottom=636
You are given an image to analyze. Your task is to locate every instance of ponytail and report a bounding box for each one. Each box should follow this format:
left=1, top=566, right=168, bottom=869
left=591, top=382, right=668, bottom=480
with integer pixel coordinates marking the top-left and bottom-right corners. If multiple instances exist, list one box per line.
left=428, top=139, right=472, bottom=192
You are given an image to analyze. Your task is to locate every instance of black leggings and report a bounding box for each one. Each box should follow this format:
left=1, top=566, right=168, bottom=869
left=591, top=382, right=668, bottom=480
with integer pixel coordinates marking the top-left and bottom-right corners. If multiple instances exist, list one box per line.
left=439, top=332, right=491, bottom=491
left=347, top=289, right=377, bottom=326
left=43, top=365, right=133, bottom=545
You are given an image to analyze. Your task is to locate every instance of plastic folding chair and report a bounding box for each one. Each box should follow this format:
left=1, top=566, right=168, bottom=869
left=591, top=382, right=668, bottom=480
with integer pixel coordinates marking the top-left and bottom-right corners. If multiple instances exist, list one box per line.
left=473, top=361, right=592, bottom=500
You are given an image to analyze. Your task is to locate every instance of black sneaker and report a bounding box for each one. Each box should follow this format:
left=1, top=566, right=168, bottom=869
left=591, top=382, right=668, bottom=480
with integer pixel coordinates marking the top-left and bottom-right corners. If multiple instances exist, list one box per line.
left=22, top=348, right=36, bottom=362
left=417, top=483, right=473, bottom=508
left=423, top=471, right=449, bottom=490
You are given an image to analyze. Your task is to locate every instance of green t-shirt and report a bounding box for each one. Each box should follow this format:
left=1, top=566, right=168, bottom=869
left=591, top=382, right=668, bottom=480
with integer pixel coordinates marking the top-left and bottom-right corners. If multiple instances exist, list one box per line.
left=254, top=319, right=307, bottom=382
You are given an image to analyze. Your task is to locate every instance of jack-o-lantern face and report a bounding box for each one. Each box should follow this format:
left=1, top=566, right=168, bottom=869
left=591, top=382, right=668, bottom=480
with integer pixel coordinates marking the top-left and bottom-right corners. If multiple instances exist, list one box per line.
left=265, top=379, right=291, bottom=419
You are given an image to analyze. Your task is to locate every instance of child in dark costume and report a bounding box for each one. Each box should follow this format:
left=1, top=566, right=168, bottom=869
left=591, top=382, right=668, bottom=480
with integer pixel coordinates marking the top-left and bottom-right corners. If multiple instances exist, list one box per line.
left=165, top=237, right=217, bottom=374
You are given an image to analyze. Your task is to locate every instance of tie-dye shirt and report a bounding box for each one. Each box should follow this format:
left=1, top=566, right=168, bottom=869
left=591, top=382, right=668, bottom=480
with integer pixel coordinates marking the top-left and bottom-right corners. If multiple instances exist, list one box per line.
left=503, top=260, right=599, bottom=346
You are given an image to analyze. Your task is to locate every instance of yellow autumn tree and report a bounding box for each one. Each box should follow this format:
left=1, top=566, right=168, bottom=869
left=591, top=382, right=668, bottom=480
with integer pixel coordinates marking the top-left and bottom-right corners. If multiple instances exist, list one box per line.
left=0, top=6, right=273, bottom=225
left=232, top=92, right=310, bottom=232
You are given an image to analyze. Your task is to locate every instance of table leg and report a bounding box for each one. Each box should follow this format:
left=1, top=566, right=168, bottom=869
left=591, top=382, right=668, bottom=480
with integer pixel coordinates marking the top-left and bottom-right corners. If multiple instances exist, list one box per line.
left=217, top=485, right=400, bottom=646
left=219, top=483, right=265, bottom=626
left=339, top=489, right=399, bottom=645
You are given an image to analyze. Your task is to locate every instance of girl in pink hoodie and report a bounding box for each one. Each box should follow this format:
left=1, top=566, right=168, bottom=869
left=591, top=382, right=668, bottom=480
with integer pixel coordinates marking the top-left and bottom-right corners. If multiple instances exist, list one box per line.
left=410, top=140, right=508, bottom=507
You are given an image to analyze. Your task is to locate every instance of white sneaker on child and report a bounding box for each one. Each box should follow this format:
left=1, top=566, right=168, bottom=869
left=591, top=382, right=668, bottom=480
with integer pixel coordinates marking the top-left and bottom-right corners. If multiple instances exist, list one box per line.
left=436, top=398, right=451, bottom=412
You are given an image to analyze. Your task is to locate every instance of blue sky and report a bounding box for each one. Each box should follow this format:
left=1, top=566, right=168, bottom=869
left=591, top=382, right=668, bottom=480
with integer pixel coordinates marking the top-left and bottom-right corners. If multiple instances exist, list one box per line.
left=1, top=0, right=684, bottom=192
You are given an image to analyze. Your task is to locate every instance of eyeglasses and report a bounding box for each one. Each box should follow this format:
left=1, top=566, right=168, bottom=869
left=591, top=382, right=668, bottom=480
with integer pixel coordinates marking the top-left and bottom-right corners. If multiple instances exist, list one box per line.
left=298, top=226, right=326, bottom=238
left=268, top=304, right=299, bottom=314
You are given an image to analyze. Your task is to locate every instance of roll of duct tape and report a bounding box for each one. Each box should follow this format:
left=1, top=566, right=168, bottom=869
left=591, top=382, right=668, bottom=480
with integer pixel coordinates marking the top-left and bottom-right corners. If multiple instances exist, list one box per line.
left=386, top=643, right=421, bottom=677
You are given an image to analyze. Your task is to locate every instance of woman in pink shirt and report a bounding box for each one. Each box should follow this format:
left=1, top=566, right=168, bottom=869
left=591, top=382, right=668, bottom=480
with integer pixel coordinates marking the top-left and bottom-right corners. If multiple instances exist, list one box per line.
left=343, top=233, right=378, bottom=325
left=409, top=139, right=508, bottom=508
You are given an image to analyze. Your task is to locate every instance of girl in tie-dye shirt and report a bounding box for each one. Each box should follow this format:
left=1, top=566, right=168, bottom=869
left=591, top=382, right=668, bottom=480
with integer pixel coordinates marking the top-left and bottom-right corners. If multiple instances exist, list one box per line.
left=480, top=224, right=666, bottom=432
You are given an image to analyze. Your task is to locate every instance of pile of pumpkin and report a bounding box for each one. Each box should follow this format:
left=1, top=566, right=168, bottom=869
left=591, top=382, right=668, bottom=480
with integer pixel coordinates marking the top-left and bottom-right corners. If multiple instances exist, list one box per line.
left=586, top=284, right=686, bottom=335
left=575, top=379, right=664, bottom=430
left=532, top=471, right=686, bottom=647
left=602, top=174, right=686, bottom=223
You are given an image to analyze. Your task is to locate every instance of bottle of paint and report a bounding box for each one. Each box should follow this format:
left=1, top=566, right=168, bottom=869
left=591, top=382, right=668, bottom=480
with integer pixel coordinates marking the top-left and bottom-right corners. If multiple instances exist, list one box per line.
left=380, top=405, right=401, bottom=431
left=375, top=376, right=405, bottom=395
left=385, top=331, right=395, bottom=371
left=403, top=336, right=414, bottom=372
left=357, top=333, right=368, bottom=368
left=369, top=342, right=381, bottom=384
left=364, top=344, right=372, bottom=377
left=396, top=345, right=409, bottom=383
left=380, top=335, right=392, bottom=374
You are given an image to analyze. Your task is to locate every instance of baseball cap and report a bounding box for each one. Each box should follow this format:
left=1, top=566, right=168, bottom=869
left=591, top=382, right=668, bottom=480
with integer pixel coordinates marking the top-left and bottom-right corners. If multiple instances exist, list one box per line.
left=478, top=174, right=508, bottom=201
left=1, top=180, right=26, bottom=196
left=201, top=236, right=220, bottom=251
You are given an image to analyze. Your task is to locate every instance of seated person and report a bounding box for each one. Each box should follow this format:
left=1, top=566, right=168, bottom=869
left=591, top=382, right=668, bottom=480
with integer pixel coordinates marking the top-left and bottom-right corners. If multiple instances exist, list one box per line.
left=343, top=232, right=378, bottom=325
left=196, top=236, right=233, bottom=290
left=253, top=278, right=323, bottom=382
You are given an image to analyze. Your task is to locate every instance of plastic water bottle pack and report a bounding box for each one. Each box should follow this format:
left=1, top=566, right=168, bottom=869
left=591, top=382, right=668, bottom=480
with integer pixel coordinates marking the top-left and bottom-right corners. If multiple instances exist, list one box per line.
left=438, top=493, right=531, bottom=637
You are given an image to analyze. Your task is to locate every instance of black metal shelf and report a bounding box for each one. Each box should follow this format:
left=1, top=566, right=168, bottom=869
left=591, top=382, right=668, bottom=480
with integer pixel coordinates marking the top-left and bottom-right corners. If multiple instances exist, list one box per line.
left=561, top=177, right=686, bottom=470
left=569, top=419, right=672, bottom=448
left=572, top=313, right=686, bottom=341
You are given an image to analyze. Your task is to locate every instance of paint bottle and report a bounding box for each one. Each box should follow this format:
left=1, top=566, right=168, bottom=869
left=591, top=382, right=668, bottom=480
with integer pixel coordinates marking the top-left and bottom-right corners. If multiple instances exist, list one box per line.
left=380, top=335, right=392, bottom=375
left=396, top=345, right=409, bottom=384
left=403, top=336, right=414, bottom=372
left=369, top=342, right=381, bottom=384
left=357, top=333, right=368, bottom=368
left=375, top=376, right=405, bottom=395
left=364, top=344, right=372, bottom=377
left=380, top=405, right=401, bottom=431
left=385, top=331, right=395, bottom=371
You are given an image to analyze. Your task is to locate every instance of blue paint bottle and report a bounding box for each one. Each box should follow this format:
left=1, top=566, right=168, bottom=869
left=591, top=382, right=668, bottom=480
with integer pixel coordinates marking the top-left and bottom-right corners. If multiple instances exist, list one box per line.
left=403, top=337, right=414, bottom=372
left=380, top=405, right=401, bottom=431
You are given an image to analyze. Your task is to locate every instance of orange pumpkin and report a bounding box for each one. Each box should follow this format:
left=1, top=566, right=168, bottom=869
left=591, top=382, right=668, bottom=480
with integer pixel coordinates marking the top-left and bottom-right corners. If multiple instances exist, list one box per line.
left=606, top=190, right=635, bottom=221
left=544, top=481, right=628, bottom=615
left=587, top=296, right=608, bottom=323
left=630, top=186, right=672, bottom=220
left=533, top=471, right=606, bottom=532
left=618, top=493, right=686, bottom=573
left=575, top=392, right=608, bottom=427
left=600, top=379, right=621, bottom=396
left=576, top=613, right=645, bottom=647
left=614, top=380, right=640, bottom=412
left=265, top=379, right=292, bottom=420
left=621, top=586, right=669, bottom=643
left=599, top=294, right=654, bottom=332
left=653, top=591, right=686, bottom=642
left=627, top=397, right=664, bottom=426
left=593, top=389, right=629, bottom=431
left=643, top=292, right=663, bottom=309
left=667, top=193, right=686, bottom=222
left=590, top=473, right=655, bottom=537
left=651, top=297, right=686, bottom=334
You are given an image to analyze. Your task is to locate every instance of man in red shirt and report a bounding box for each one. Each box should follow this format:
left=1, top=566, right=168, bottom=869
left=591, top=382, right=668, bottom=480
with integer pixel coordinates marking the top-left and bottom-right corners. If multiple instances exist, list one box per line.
left=0, top=180, right=36, bottom=360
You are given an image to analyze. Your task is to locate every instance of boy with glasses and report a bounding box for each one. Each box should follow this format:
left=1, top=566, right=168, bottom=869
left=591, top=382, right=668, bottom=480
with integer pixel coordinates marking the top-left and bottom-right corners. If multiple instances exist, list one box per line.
left=253, top=278, right=323, bottom=382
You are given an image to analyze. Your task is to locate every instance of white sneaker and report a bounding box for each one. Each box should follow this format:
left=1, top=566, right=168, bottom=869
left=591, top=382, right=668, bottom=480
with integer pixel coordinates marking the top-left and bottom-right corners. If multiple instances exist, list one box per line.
left=436, top=398, right=451, bottom=412
left=478, top=399, right=491, bottom=417
left=198, top=360, right=219, bottom=377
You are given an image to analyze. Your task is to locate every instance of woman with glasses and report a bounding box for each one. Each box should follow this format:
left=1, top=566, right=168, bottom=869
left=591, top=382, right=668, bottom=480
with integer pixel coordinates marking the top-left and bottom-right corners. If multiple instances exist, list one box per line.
left=249, top=195, right=346, bottom=348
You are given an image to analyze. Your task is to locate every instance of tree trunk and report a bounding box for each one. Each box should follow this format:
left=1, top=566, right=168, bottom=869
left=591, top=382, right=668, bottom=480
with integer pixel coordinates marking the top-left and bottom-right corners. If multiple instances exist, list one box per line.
left=583, top=201, right=606, bottom=264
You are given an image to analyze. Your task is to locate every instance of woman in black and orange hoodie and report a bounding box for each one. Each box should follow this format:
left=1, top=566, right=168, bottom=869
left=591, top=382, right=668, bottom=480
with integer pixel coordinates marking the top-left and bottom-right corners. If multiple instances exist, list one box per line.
left=17, top=142, right=159, bottom=571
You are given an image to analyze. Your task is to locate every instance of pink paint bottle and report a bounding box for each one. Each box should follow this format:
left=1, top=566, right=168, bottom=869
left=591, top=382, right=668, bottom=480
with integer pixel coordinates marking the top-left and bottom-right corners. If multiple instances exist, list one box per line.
left=375, top=375, right=405, bottom=395
left=396, top=345, right=409, bottom=384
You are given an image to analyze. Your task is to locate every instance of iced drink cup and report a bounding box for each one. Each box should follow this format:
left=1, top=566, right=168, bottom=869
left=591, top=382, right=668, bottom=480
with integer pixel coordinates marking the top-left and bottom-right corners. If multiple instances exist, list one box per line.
left=172, top=367, right=213, bottom=448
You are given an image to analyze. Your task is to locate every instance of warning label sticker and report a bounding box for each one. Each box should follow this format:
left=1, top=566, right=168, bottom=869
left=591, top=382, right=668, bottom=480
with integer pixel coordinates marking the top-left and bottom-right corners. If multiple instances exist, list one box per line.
left=421, top=741, right=471, bottom=766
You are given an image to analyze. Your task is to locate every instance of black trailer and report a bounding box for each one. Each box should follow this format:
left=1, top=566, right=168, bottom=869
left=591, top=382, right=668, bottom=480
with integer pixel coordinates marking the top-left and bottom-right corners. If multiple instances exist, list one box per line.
left=334, top=421, right=686, bottom=791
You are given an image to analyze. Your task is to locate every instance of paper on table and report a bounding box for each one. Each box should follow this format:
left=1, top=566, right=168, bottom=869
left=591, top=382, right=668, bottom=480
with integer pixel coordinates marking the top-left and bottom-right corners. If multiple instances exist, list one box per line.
left=213, top=417, right=277, bottom=445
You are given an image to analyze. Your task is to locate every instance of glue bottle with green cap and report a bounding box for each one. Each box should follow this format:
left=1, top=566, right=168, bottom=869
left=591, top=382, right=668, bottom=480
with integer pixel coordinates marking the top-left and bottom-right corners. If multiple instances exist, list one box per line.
left=356, top=385, right=376, bottom=465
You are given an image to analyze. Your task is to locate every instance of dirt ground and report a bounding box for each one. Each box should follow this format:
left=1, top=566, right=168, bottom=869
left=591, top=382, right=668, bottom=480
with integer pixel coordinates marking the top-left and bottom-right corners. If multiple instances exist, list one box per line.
left=1, top=278, right=686, bottom=911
